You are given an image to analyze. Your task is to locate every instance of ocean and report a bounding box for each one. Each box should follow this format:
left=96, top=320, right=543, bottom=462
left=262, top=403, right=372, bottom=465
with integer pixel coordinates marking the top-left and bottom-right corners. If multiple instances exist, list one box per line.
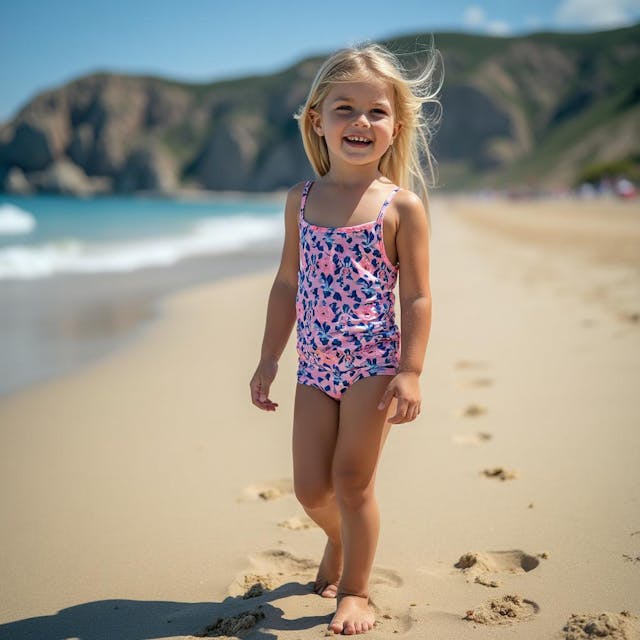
left=0, top=193, right=286, bottom=397
left=0, top=193, right=285, bottom=279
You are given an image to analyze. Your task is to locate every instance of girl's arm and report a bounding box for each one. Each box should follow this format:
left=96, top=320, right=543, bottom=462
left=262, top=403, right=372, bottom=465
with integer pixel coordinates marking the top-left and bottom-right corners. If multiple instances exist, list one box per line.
left=378, top=191, right=432, bottom=423
left=249, top=183, right=303, bottom=411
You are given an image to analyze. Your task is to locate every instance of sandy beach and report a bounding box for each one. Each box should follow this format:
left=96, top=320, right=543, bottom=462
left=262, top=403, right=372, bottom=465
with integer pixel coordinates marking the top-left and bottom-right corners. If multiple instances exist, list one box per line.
left=0, top=194, right=639, bottom=639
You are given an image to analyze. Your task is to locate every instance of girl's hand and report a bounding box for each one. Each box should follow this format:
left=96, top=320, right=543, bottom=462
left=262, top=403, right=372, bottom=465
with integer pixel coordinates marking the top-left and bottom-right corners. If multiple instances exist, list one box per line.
left=377, top=372, right=421, bottom=424
left=250, top=357, right=279, bottom=411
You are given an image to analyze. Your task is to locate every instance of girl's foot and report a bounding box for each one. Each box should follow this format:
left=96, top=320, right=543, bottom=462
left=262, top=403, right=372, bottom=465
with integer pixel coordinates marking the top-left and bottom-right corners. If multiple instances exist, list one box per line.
left=314, top=539, right=342, bottom=598
left=329, top=592, right=375, bottom=635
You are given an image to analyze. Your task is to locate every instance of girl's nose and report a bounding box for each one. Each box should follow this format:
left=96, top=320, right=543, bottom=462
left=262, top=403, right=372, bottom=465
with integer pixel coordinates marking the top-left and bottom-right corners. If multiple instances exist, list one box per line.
left=353, top=111, right=371, bottom=127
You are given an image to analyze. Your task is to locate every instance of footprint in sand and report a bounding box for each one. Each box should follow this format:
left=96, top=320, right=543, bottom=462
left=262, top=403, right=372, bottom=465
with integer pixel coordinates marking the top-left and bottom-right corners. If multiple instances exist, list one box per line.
left=228, top=550, right=317, bottom=597
left=229, top=549, right=403, bottom=597
left=455, top=360, right=494, bottom=388
left=454, top=550, right=544, bottom=587
left=277, top=514, right=318, bottom=530
left=456, top=403, right=488, bottom=418
left=226, top=549, right=410, bottom=634
left=619, top=310, right=640, bottom=325
left=238, top=478, right=293, bottom=502
left=452, top=431, right=493, bottom=446
left=481, top=466, right=519, bottom=481
left=622, top=553, right=640, bottom=564
left=466, top=377, right=493, bottom=387
left=455, top=360, right=489, bottom=370
left=561, top=611, right=640, bottom=639
left=195, top=607, right=266, bottom=636
left=624, top=530, right=640, bottom=564
left=463, top=594, right=540, bottom=625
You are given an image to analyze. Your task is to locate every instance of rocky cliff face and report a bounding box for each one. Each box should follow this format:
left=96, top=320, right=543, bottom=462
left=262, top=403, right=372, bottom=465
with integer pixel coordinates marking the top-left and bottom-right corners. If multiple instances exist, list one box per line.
left=1, top=24, right=638, bottom=195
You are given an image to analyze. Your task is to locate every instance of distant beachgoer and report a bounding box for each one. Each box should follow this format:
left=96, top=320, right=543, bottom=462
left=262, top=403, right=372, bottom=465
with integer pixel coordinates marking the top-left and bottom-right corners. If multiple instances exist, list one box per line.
left=250, top=41, right=441, bottom=635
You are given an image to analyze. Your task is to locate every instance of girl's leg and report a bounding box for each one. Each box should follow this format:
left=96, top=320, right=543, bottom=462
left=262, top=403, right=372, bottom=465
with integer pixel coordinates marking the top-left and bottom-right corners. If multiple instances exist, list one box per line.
left=329, top=375, right=394, bottom=635
left=292, top=383, right=342, bottom=597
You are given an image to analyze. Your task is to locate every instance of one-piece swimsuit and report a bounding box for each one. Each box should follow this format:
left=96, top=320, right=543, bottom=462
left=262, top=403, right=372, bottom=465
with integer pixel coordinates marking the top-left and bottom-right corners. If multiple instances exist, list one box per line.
left=296, top=179, right=401, bottom=400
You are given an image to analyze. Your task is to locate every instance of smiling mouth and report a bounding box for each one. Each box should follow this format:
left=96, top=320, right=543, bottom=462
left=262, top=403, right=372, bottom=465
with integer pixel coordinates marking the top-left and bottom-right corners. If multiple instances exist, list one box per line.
left=344, top=136, right=373, bottom=146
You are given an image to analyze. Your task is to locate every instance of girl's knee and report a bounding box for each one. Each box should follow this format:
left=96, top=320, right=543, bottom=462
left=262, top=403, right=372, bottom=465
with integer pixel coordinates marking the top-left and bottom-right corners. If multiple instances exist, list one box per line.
left=333, top=468, right=375, bottom=510
left=294, top=480, right=334, bottom=510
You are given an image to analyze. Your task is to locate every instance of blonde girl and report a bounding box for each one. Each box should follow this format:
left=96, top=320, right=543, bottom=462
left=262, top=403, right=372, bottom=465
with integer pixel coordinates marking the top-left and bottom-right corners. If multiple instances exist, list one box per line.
left=250, top=41, right=441, bottom=635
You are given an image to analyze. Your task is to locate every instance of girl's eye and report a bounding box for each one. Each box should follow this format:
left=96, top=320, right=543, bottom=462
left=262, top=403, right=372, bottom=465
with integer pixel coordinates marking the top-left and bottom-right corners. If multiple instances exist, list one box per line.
left=334, top=105, right=387, bottom=115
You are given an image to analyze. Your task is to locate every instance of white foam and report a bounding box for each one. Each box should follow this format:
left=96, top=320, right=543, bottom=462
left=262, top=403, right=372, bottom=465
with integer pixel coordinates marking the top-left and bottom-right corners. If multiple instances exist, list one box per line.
left=0, top=214, right=282, bottom=280
left=0, top=204, right=36, bottom=235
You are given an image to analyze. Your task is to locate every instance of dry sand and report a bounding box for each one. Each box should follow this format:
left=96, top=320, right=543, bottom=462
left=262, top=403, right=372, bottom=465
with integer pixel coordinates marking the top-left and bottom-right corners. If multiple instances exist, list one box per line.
left=0, top=194, right=639, bottom=639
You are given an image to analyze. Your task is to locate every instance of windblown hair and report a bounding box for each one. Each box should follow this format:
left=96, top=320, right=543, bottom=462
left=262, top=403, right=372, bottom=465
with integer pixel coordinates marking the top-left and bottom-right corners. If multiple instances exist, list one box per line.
left=294, top=40, right=443, bottom=207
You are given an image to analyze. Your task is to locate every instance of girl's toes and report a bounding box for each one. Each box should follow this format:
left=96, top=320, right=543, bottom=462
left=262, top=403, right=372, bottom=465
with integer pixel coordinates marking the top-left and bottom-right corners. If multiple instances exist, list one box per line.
left=329, top=616, right=344, bottom=634
left=344, top=620, right=356, bottom=635
left=329, top=623, right=343, bottom=634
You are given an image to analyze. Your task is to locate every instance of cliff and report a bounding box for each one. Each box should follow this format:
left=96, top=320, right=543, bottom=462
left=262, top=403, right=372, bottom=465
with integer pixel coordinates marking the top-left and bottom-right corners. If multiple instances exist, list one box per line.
left=0, top=23, right=638, bottom=195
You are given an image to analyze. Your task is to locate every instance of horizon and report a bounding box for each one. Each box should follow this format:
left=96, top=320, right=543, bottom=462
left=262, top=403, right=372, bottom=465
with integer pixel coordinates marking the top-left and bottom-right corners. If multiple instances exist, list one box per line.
left=1, top=0, right=640, bottom=124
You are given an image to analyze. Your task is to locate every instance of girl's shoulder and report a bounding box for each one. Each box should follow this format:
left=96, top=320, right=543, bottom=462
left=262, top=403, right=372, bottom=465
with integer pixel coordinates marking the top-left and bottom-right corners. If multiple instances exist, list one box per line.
left=391, top=187, right=424, bottom=210
left=387, top=187, right=428, bottom=227
left=286, top=180, right=309, bottom=203
left=282, top=181, right=310, bottom=217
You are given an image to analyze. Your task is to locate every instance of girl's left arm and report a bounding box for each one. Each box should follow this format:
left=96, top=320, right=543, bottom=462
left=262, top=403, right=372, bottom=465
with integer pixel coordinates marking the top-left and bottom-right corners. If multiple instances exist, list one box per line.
left=378, top=191, right=432, bottom=424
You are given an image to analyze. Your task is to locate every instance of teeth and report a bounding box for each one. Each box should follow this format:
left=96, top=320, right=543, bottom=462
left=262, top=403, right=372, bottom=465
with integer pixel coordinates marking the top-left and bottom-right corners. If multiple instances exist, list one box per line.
left=346, top=136, right=371, bottom=143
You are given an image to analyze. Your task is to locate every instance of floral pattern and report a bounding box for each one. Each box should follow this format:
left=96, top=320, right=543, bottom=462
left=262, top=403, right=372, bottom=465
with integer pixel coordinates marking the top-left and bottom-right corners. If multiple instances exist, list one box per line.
left=296, top=180, right=401, bottom=400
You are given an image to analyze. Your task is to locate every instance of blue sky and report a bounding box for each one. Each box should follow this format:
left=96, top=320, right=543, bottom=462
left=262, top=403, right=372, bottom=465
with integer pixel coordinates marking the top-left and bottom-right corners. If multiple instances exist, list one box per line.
left=1, top=0, right=639, bottom=123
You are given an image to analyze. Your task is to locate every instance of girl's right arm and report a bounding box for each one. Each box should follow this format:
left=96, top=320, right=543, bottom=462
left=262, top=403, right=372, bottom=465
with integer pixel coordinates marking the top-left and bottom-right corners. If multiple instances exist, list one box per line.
left=249, top=182, right=304, bottom=411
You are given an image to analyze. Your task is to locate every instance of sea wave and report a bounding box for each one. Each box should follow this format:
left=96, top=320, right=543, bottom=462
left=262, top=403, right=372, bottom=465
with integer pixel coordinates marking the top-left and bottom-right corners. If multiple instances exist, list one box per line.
left=0, top=204, right=37, bottom=235
left=0, top=214, right=282, bottom=280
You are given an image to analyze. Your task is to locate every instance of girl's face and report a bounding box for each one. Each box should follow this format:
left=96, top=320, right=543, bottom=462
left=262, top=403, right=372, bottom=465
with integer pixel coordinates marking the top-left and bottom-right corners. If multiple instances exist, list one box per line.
left=310, top=78, right=400, bottom=170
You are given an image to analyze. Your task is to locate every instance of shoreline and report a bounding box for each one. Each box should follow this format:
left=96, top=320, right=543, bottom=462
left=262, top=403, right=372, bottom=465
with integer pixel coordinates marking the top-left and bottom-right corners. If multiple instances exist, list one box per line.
left=0, top=243, right=281, bottom=397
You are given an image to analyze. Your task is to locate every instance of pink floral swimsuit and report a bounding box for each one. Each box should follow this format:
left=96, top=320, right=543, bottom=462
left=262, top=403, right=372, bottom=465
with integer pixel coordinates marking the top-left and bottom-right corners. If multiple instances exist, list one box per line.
left=296, top=179, right=401, bottom=400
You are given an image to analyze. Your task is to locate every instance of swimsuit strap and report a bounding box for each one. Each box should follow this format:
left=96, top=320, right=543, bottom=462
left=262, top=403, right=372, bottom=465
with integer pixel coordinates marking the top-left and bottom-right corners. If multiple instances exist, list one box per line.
left=299, top=180, right=314, bottom=224
left=376, top=186, right=401, bottom=223
left=300, top=180, right=398, bottom=226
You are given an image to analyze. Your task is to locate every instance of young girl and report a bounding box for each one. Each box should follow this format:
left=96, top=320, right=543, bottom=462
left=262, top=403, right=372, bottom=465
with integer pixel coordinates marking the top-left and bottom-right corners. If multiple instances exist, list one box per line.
left=250, top=42, right=440, bottom=635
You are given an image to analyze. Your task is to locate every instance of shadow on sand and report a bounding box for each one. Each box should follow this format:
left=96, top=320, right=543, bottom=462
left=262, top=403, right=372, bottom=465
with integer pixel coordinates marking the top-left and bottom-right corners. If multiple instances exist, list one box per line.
left=0, top=581, right=332, bottom=639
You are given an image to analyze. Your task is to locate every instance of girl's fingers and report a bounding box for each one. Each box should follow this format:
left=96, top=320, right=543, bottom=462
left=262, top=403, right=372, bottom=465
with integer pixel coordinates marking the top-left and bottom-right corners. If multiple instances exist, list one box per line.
left=389, top=398, right=409, bottom=423
left=250, top=378, right=276, bottom=411
left=253, top=395, right=279, bottom=411
left=257, top=378, right=270, bottom=403
left=377, top=385, right=395, bottom=411
left=390, top=399, right=422, bottom=423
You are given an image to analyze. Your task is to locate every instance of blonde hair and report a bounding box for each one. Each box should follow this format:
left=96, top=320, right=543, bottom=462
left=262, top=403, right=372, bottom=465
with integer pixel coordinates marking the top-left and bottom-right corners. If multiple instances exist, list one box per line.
left=294, top=40, right=443, bottom=207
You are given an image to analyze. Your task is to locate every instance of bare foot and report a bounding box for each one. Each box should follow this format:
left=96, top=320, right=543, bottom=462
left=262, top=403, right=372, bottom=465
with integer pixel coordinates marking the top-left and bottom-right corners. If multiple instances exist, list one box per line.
left=314, top=539, right=342, bottom=598
left=329, top=593, right=375, bottom=634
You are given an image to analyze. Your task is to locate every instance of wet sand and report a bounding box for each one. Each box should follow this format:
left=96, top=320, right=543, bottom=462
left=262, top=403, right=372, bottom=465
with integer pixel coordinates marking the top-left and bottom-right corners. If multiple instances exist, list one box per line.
left=0, top=244, right=280, bottom=396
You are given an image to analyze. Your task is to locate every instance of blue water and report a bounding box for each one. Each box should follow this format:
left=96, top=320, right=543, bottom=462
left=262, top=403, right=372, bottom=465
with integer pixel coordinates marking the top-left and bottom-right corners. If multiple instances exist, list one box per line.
left=0, top=192, right=286, bottom=397
left=0, top=193, right=285, bottom=279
